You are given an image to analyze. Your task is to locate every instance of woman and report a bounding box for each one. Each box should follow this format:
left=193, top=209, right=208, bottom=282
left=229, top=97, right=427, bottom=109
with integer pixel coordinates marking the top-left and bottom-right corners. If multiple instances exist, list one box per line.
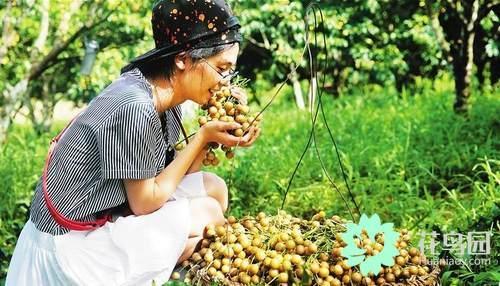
left=6, top=0, right=260, bottom=285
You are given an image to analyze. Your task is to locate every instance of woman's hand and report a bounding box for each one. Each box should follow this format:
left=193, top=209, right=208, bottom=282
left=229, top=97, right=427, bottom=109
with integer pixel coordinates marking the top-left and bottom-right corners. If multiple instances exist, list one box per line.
left=200, top=121, right=259, bottom=147
left=230, top=86, right=247, bottom=105
left=238, top=126, right=261, bottom=147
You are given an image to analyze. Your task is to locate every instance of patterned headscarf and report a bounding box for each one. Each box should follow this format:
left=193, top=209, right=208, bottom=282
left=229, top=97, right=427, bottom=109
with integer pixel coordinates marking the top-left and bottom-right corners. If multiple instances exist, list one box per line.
left=130, top=0, right=242, bottom=64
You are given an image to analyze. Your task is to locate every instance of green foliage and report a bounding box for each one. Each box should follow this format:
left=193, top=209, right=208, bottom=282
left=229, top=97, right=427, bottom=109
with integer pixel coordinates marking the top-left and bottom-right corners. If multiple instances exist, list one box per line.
left=0, top=124, right=58, bottom=282
left=232, top=0, right=449, bottom=94
left=0, top=0, right=153, bottom=136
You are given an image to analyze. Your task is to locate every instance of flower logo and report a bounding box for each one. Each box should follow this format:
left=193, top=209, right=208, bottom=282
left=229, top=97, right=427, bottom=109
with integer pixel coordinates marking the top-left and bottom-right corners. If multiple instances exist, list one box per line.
left=340, top=213, right=400, bottom=276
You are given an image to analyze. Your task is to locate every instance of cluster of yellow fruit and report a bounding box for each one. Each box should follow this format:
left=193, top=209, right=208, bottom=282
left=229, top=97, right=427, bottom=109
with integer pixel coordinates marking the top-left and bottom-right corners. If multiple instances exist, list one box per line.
left=172, top=211, right=441, bottom=286
left=198, top=86, right=262, bottom=166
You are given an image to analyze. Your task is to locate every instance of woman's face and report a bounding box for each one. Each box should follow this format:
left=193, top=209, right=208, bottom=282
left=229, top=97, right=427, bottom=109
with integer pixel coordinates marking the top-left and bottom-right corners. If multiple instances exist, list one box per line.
left=182, top=44, right=239, bottom=105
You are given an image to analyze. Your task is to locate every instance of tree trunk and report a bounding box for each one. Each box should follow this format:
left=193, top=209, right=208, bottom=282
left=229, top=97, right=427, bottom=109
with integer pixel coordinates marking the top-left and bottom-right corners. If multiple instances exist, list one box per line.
left=0, top=79, right=29, bottom=142
left=308, top=76, right=317, bottom=112
left=290, top=66, right=305, bottom=110
left=453, top=0, right=479, bottom=113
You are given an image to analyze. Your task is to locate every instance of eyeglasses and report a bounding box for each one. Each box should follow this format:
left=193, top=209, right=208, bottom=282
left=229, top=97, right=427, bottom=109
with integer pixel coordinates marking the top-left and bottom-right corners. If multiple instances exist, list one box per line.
left=201, top=58, right=239, bottom=81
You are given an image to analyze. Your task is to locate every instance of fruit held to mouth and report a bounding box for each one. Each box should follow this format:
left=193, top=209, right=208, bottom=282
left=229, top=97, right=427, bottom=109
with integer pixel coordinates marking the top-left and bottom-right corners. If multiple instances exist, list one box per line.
left=199, top=85, right=262, bottom=166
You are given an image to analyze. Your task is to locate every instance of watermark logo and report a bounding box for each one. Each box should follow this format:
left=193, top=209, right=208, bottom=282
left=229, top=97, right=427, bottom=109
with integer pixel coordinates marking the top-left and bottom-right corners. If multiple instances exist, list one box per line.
left=419, top=230, right=494, bottom=266
left=341, top=213, right=400, bottom=276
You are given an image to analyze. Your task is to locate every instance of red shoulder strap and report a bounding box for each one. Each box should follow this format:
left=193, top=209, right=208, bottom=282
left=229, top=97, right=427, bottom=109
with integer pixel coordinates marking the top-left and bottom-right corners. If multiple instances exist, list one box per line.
left=41, top=115, right=111, bottom=231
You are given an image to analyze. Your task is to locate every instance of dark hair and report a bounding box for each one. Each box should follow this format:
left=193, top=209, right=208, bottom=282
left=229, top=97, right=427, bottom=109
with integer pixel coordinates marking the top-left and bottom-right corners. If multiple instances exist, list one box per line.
left=121, top=43, right=237, bottom=81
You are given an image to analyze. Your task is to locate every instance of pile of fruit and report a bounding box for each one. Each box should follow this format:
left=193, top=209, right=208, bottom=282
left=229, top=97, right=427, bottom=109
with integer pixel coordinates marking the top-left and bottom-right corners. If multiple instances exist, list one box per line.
left=172, top=211, right=442, bottom=286
left=198, top=85, right=262, bottom=166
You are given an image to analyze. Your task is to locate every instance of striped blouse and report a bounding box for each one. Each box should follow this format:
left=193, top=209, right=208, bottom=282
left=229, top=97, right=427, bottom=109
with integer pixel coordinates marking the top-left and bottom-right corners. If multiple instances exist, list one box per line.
left=30, top=68, right=183, bottom=235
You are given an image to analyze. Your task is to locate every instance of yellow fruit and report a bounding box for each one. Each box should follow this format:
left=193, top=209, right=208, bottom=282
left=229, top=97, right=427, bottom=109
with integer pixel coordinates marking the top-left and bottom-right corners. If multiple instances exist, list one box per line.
left=227, top=216, right=237, bottom=224
left=240, top=105, right=250, bottom=115
left=351, top=272, right=362, bottom=283
left=296, top=245, right=305, bottom=255
left=319, top=252, right=329, bottom=261
left=385, top=273, right=396, bottom=283
left=396, top=256, right=405, bottom=266
left=233, top=258, right=242, bottom=268
left=240, top=259, right=249, bottom=271
left=282, top=260, right=292, bottom=271
left=248, top=264, right=259, bottom=275
left=224, top=101, right=233, bottom=110
left=208, top=267, right=217, bottom=277
left=208, top=106, right=218, bottom=115
left=409, top=265, right=418, bottom=275
left=269, top=269, right=279, bottom=278
left=252, top=237, right=262, bottom=247
left=240, top=274, right=251, bottom=284
left=242, top=122, right=250, bottom=131
left=278, top=272, right=289, bottom=283
left=192, top=252, right=202, bottom=262
left=221, top=264, right=230, bottom=273
left=342, top=274, right=350, bottom=284
left=171, top=272, right=180, bottom=280
left=291, top=254, right=302, bottom=265
left=409, top=247, right=419, bottom=257
left=251, top=275, right=260, bottom=284
left=270, top=258, right=281, bottom=269
left=333, top=264, right=343, bottom=276
left=307, top=243, right=318, bottom=254
left=222, top=246, right=234, bottom=258
left=234, top=128, right=244, bottom=137
left=235, top=114, right=247, bottom=123
left=198, top=116, right=208, bottom=126
left=204, top=252, right=214, bottom=262
left=232, top=243, right=243, bottom=253
left=275, top=242, right=286, bottom=251
left=213, top=259, right=221, bottom=269
left=311, top=262, right=320, bottom=274
left=255, top=250, right=266, bottom=261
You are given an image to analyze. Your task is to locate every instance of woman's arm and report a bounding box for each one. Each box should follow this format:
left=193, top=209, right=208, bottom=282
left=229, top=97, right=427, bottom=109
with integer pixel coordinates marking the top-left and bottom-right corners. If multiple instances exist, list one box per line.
left=124, top=131, right=206, bottom=215
left=186, top=146, right=208, bottom=174
left=124, top=121, right=249, bottom=215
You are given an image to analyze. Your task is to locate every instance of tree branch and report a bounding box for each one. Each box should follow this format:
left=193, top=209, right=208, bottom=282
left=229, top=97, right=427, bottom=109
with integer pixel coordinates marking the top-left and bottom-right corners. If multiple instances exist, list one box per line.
left=466, top=0, right=480, bottom=33
left=33, top=0, right=50, bottom=51
left=260, top=29, right=271, bottom=50
left=247, top=36, right=269, bottom=50
left=425, top=0, right=452, bottom=62
left=0, top=0, right=14, bottom=61
left=28, top=9, right=114, bottom=81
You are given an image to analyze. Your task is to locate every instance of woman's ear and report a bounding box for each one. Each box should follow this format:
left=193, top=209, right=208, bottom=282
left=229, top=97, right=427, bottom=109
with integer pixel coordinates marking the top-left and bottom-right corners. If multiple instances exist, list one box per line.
left=175, top=52, right=191, bottom=71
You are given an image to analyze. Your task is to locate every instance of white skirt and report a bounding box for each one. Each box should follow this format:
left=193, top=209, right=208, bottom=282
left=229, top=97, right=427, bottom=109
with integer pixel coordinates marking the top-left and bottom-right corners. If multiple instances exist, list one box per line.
left=6, top=171, right=207, bottom=286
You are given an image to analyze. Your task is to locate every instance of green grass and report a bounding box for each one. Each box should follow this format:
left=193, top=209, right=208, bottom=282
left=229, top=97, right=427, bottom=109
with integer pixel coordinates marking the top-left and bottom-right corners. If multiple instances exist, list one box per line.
left=1, top=79, right=498, bottom=284
left=213, top=82, right=498, bottom=231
